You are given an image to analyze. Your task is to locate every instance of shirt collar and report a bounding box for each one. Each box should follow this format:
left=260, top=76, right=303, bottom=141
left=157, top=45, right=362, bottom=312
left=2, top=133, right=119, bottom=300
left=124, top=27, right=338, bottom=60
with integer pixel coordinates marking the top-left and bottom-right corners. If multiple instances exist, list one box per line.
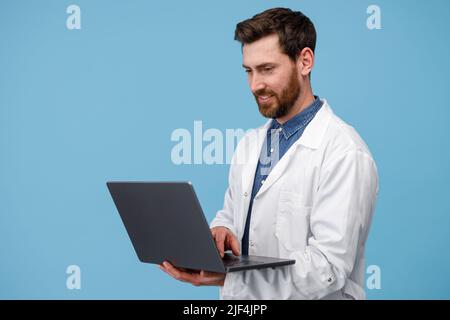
left=260, top=98, right=333, bottom=149
left=269, top=96, right=323, bottom=140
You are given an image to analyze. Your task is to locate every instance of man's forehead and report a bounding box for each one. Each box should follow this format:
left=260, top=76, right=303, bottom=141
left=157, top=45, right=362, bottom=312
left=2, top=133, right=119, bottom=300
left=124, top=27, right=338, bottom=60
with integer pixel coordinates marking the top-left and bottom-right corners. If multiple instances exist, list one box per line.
left=242, top=34, right=286, bottom=67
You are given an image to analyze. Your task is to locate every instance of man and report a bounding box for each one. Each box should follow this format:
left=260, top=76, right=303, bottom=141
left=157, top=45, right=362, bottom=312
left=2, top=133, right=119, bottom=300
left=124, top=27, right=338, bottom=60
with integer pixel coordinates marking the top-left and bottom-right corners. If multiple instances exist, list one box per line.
left=160, top=7, right=378, bottom=299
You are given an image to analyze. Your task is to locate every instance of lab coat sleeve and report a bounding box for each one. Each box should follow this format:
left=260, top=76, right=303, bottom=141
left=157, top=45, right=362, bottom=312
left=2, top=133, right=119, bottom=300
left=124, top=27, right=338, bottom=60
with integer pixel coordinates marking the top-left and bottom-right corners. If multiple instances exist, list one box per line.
left=237, top=150, right=378, bottom=299
left=292, top=149, right=379, bottom=298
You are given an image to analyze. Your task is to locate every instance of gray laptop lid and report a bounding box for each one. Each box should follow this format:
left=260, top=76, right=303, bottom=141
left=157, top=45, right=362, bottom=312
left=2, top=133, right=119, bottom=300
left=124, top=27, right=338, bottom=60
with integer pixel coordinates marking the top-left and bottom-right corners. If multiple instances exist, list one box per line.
left=107, top=181, right=226, bottom=273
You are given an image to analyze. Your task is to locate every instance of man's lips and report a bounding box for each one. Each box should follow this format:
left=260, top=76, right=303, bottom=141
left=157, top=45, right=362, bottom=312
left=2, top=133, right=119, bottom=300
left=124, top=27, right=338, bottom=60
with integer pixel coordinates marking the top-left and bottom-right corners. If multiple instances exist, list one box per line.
left=257, top=95, right=274, bottom=103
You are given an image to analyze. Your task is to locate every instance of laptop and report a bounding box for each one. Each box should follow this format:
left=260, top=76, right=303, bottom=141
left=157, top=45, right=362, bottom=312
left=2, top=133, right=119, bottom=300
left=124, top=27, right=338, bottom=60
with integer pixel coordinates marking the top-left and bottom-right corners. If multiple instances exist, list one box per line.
left=106, top=181, right=295, bottom=273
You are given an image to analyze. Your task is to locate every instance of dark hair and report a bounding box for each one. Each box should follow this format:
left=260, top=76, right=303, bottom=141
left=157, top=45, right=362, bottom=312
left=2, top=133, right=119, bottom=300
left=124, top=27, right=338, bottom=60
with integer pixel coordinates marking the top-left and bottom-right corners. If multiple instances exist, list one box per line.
left=234, top=7, right=317, bottom=61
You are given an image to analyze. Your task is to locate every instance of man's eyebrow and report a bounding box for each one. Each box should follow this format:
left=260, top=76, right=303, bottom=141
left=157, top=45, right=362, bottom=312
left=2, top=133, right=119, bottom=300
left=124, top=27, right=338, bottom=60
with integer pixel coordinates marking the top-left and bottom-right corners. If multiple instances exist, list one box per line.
left=242, top=63, right=276, bottom=69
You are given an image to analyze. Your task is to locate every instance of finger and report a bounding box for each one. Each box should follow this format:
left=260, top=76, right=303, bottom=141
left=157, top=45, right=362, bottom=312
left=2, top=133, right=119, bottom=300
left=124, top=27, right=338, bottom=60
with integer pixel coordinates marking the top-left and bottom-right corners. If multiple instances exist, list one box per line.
left=159, top=262, right=167, bottom=272
left=161, top=261, right=195, bottom=276
left=214, top=233, right=225, bottom=258
left=200, top=270, right=223, bottom=280
left=164, top=262, right=203, bottom=286
left=161, top=262, right=184, bottom=280
left=211, top=228, right=224, bottom=257
left=178, top=267, right=193, bottom=273
left=228, top=234, right=241, bottom=256
left=159, top=262, right=172, bottom=275
left=163, top=262, right=195, bottom=283
left=199, top=270, right=226, bottom=286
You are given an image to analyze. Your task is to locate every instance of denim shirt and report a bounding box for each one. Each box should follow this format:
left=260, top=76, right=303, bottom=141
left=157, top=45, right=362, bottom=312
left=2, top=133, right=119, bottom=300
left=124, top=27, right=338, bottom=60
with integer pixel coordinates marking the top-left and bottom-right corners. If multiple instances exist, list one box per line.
left=241, top=96, right=323, bottom=255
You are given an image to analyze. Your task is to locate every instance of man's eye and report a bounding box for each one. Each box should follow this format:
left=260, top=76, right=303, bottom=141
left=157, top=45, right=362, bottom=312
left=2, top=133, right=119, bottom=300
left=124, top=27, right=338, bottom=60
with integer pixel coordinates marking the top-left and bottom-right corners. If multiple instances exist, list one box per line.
left=264, top=67, right=273, bottom=72
left=245, top=69, right=252, bottom=74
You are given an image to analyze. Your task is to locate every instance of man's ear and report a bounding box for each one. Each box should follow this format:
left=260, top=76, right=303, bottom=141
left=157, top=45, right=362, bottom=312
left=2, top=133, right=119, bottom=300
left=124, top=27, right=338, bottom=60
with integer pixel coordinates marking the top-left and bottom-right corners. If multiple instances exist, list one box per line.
left=297, top=47, right=314, bottom=77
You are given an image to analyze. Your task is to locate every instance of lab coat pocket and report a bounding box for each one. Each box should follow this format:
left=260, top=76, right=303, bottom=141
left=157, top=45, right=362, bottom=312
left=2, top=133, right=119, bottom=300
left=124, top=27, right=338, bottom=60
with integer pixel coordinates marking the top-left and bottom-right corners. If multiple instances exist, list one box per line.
left=275, top=190, right=311, bottom=253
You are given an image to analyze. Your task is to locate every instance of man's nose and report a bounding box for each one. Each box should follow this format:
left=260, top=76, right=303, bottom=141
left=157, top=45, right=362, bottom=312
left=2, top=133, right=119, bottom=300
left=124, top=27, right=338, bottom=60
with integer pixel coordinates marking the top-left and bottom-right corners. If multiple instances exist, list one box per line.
left=250, top=75, right=266, bottom=94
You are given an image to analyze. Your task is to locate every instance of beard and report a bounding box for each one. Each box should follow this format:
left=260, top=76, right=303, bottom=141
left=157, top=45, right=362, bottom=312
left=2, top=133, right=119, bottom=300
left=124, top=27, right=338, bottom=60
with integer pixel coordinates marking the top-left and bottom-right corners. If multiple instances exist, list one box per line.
left=254, top=69, right=301, bottom=119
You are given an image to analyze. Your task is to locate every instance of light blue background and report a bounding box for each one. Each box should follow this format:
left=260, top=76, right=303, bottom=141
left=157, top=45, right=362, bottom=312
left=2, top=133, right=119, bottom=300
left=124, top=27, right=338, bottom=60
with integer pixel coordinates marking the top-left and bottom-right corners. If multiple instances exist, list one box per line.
left=1, top=0, right=449, bottom=299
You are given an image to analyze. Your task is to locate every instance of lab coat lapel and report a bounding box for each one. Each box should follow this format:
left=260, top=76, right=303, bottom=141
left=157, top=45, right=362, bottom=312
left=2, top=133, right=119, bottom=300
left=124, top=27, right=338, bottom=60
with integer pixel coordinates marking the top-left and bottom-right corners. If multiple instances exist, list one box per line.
left=238, top=121, right=271, bottom=236
left=240, top=121, right=271, bottom=192
left=254, top=141, right=299, bottom=198
left=255, top=100, right=332, bottom=198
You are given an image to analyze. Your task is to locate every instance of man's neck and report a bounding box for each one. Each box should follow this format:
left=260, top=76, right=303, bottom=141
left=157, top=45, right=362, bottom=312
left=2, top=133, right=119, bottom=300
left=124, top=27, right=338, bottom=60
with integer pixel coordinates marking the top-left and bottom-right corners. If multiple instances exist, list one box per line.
left=276, top=89, right=315, bottom=125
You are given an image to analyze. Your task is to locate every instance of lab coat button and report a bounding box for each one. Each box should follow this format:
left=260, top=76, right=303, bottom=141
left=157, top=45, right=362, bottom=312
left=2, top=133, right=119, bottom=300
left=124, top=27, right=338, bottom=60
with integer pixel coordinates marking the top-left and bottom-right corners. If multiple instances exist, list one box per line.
left=244, top=192, right=248, bottom=197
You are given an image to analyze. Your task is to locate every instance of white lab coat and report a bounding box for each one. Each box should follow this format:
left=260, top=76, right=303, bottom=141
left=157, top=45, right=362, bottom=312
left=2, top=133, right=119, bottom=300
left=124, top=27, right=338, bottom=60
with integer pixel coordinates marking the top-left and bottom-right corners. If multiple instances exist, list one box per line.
left=210, top=99, right=379, bottom=300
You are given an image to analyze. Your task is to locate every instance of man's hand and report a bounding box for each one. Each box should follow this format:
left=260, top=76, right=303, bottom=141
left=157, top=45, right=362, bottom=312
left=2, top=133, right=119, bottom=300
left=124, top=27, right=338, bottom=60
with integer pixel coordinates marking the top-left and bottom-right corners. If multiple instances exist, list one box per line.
left=211, top=226, right=240, bottom=258
left=159, top=261, right=225, bottom=286
left=158, top=226, right=240, bottom=287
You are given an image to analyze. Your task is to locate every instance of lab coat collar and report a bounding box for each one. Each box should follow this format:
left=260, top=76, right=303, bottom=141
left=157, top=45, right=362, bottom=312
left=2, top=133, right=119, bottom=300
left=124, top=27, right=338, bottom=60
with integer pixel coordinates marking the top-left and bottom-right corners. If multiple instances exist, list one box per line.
left=296, top=98, right=332, bottom=149
left=269, top=96, right=323, bottom=140
left=250, top=99, right=333, bottom=199
left=240, top=99, right=333, bottom=207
